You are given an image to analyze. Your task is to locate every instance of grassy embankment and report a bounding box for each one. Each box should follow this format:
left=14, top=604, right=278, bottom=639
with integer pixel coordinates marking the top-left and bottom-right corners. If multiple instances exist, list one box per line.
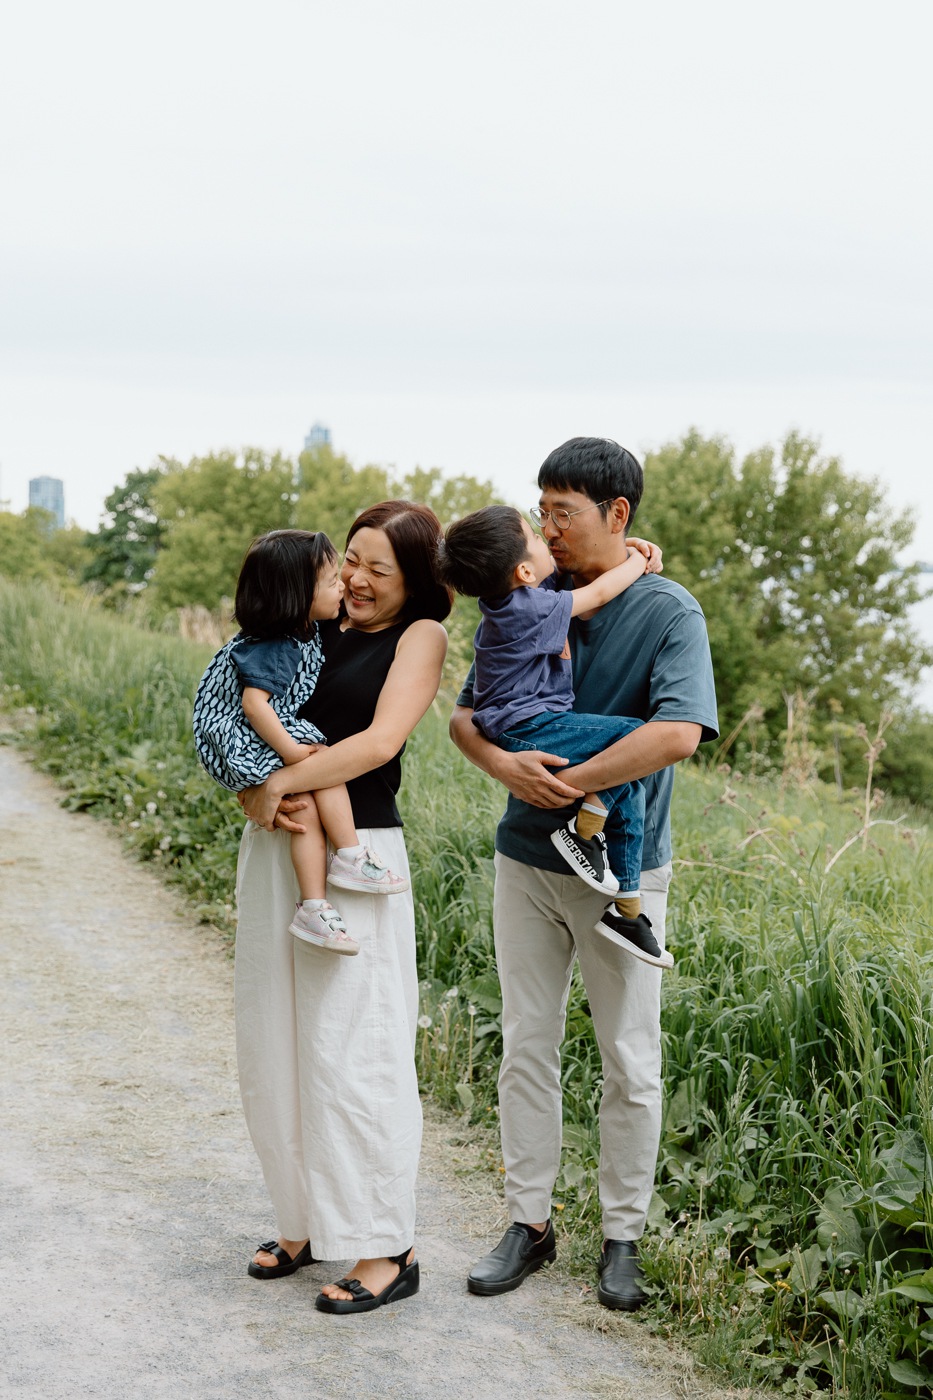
left=2, top=577, right=932, bottom=1398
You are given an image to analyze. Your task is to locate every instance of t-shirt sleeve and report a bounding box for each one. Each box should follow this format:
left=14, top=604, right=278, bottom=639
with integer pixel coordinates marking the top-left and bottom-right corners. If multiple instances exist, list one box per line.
left=648, top=606, right=719, bottom=741
left=455, top=661, right=477, bottom=709
left=229, top=638, right=301, bottom=697
left=518, top=586, right=574, bottom=656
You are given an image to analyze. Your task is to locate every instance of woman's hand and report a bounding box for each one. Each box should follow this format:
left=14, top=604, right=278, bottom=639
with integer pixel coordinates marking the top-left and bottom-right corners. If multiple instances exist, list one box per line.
left=627, top=536, right=663, bottom=573
left=495, top=749, right=585, bottom=809
left=237, top=784, right=310, bottom=833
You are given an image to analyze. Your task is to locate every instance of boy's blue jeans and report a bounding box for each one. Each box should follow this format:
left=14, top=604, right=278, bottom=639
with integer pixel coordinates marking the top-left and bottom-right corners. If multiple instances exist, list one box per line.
left=496, top=710, right=645, bottom=894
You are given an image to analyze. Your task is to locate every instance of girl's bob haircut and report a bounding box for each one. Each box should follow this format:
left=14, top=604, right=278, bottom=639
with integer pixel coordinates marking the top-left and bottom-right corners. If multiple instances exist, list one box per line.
left=346, top=501, right=453, bottom=623
left=234, top=529, right=337, bottom=641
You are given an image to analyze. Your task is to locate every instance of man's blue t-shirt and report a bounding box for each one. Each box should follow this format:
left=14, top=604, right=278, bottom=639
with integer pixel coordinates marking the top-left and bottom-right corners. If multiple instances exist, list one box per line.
left=471, top=575, right=575, bottom=741
left=456, top=572, right=719, bottom=873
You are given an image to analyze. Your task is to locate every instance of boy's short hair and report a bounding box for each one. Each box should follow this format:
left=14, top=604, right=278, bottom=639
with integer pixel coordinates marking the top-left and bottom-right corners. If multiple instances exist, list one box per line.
left=437, top=505, right=530, bottom=600
left=538, top=437, right=643, bottom=527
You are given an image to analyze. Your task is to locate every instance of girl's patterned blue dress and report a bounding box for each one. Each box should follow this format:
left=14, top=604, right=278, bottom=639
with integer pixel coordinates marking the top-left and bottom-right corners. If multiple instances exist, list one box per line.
left=192, top=631, right=326, bottom=792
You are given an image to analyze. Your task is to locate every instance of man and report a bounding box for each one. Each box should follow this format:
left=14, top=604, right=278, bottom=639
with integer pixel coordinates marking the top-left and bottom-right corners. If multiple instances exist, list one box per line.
left=450, top=437, right=718, bottom=1309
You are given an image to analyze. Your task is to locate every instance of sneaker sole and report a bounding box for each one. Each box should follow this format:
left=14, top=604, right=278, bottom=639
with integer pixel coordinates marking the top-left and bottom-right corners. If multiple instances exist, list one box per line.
left=327, top=873, right=410, bottom=895
left=288, top=922, right=360, bottom=955
left=594, top=918, right=674, bottom=969
left=549, top=830, right=620, bottom=895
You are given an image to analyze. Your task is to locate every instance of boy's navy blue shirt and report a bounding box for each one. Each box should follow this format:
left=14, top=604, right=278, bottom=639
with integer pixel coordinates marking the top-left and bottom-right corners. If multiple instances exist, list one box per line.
left=471, top=574, right=575, bottom=741
left=457, top=572, right=719, bottom=873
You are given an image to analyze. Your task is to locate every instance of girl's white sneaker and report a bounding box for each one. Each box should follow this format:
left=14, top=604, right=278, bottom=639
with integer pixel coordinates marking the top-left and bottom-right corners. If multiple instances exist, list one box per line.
left=288, top=901, right=359, bottom=955
left=327, top=848, right=409, bottom=895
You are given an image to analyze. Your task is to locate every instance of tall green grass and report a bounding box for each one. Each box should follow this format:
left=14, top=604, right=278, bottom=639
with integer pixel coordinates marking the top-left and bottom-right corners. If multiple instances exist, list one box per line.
left=2, top=578, right=933, bottom=1397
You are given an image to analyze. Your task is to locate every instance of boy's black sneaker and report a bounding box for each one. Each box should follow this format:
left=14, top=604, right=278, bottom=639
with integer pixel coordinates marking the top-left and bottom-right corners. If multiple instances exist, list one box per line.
left=594, top=908, right=674, bottom=969
left=550, top=817, right=620, bottom=895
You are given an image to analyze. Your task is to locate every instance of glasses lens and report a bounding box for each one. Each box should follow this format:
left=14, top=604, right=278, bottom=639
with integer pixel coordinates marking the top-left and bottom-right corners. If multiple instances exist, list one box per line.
left=529, top=507, right=543, bottom=524
left=553, top=510, right=572, bottom=529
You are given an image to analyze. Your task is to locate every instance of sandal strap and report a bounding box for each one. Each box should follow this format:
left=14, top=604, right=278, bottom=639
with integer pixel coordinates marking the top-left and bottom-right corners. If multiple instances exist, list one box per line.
left=331, top=1275, right=373, bottom=1302
left=256, top=1241, right=288, bottom=1264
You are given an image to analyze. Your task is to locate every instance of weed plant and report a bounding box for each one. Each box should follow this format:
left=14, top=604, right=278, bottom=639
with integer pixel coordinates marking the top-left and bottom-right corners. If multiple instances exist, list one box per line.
left=2, top=579, right=933, bottom=1396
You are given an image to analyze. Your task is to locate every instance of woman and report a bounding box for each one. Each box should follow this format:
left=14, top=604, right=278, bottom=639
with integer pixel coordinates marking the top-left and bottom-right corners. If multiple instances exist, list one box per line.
left=235, top=500, right=451, bottom=1314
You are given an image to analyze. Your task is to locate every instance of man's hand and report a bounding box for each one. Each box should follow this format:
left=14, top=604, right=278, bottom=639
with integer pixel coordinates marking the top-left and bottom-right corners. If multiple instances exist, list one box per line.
left=495, top=749, right=585, bottom=809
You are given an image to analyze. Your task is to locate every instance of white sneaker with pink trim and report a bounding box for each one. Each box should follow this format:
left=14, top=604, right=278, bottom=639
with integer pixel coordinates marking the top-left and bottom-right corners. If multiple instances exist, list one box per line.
left=288, top=901, right=359, bottom=955
left=327, top=848, right=410, bottom=895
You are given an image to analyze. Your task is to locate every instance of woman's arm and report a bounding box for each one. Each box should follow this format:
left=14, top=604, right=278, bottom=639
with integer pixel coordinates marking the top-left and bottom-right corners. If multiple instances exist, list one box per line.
left=241, top=619, right=449, bottom=829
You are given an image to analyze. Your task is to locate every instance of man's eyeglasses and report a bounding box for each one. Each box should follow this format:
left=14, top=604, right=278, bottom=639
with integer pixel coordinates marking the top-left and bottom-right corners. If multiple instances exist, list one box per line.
left=529, top=501, right=613, bottom=531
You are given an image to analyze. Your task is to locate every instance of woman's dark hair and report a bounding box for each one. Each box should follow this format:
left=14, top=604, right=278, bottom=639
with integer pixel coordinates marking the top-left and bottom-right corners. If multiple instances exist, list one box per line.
left=234, top=529, right=337, bottom=641
left=346, top=501, right=452, bottom=623
left=436, top=505, right=529, bottom=599
left=537, top=437, right=644, bottom=528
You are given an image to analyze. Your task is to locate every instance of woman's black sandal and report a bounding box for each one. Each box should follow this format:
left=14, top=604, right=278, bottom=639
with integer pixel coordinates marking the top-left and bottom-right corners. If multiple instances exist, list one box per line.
left=314, top=1248, right=419, bottom=1314
left=247, top=1239, right=315, bottom=1279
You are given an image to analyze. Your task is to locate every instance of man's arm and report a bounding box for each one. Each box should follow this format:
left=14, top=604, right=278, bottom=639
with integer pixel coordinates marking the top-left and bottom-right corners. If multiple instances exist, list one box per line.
left=561, top=720, right=702, bottom=791
left=449, top=705, right=586, bottom=808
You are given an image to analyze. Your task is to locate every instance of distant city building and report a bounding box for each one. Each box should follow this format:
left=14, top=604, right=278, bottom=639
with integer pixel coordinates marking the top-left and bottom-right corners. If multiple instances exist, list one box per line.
left=29, top=476, right=65, bottom=529
left=304, top=422, right=332, bottom=450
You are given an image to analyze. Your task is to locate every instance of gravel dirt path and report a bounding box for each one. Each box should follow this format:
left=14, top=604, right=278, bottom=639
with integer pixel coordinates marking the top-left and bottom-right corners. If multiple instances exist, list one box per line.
left=0, top=744, right=756, bottom=1400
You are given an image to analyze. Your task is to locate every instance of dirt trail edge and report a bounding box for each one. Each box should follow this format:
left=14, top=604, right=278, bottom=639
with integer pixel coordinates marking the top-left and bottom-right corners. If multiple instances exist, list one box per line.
left=0, top=744, right=745, bottom=1400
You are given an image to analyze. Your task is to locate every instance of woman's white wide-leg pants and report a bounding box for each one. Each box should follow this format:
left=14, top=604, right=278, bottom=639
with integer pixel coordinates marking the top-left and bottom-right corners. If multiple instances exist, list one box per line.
left=234, top=822, right=421, bottom=1259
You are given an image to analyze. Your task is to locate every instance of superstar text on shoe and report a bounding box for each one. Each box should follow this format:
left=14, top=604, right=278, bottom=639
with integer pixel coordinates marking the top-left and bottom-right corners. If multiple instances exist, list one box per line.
left=549, top=817, right=620, bottom=896
left=594, top=908, right=674, bottom=969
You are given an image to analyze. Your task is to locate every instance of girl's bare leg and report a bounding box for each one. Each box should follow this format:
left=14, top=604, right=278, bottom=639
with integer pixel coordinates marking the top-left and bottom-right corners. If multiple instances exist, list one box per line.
left=289, top=791, right=328, bottom=901
left=313, top=783, right=359, bottom=851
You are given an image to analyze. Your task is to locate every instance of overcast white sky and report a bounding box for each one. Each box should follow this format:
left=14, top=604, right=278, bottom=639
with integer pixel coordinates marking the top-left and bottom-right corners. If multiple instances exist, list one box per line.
left=1, top=0, right=931, bottom=573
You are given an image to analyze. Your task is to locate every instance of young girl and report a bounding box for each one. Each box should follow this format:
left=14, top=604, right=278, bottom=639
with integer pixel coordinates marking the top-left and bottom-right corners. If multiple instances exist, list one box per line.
left=193, top=529, right=407, bottom=955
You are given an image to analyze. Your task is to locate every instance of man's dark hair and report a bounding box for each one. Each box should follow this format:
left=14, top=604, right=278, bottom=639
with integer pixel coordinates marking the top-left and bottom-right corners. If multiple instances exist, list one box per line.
left=234, top=529, right=337, bottom=641
left=537, top=437, right=643, bottom=528
left=436, top=505, right=530, bottom=600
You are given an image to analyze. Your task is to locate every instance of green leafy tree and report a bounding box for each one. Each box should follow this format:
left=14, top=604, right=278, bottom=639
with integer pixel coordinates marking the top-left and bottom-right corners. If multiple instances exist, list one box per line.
left=0, top=508, right=60, bottom=583
left=151, top=449, right=296, bottom=611
left=394, top=466, right=503, bottom=526
left=637, top=430, right=932, bottom=784
left=82, top=465, right=166, bottom=599
left=295, top=443, right=392, bottom=546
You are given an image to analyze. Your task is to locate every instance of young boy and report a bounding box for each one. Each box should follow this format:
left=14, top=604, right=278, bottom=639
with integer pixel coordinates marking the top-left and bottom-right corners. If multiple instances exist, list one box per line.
left=437, top=504, right=673, bottom=969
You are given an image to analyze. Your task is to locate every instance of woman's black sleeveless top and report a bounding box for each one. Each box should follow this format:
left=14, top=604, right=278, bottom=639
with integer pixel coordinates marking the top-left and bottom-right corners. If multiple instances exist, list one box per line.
left=296, top=618, right=408, bottom=828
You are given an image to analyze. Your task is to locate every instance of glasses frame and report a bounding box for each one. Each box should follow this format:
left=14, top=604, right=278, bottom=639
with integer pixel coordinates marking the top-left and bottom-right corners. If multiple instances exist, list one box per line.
left=529, top=500, right=614, bottom=531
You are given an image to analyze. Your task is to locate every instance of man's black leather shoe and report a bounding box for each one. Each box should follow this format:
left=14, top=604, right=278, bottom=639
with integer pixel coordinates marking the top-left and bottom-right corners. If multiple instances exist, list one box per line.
left=467, top=1221, right=556, bottom=1296
left=597, top=1239, right=646, bottom=1310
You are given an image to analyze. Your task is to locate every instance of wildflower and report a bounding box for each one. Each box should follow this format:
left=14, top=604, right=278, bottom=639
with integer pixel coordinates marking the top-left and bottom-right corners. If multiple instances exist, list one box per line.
left=417, top=1015, right=433, bottom=1030
left=129, top=820, right=140, bottom=829
left=123, top=794, right=134, bottom=807
left=467, top=1003, right=477, bottom=1016
left=156, top=790, right=167, bottom=800
left=145, top=801, right=157, bottom=815
left=159, top=836, right=171, bottom=851
left=444, top=986, right=459, bottom=1000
